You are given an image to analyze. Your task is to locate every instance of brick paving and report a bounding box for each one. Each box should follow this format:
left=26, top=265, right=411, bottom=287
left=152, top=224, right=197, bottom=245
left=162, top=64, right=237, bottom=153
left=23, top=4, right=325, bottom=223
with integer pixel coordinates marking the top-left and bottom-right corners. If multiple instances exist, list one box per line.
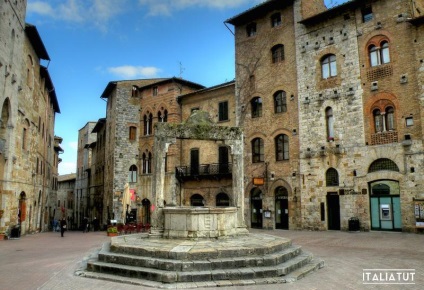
left=0, top=229, right=423, bottom=290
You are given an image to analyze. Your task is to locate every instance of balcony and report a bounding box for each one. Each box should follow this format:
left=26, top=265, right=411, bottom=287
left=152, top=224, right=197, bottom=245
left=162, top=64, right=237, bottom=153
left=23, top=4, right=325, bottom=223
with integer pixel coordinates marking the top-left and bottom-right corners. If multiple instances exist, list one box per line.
left=370, top=131, right=398, bottom=146
left=176, top=163, right=232, bottom=182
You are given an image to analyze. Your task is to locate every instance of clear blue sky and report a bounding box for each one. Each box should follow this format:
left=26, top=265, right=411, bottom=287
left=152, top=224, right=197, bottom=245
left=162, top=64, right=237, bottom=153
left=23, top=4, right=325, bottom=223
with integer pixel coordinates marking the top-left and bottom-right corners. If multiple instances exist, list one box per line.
left=25, top=0, right=346, bottom=175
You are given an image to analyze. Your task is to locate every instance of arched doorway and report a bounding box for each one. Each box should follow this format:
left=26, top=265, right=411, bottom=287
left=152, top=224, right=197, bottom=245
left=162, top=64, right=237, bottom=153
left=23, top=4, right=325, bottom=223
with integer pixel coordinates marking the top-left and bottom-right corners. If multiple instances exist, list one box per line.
left=275, top=186, right=288, bottom=229
left=370, top=180, right=401, bottom=231
left=141, top=198, right=151, bottom=225
left=190, top=194, right=204, bottom=206
left=368, top=159, right=401, bottom=231
left=216, top=192, right=230, bottom=207
left=250, top=188, right=263, bottom=228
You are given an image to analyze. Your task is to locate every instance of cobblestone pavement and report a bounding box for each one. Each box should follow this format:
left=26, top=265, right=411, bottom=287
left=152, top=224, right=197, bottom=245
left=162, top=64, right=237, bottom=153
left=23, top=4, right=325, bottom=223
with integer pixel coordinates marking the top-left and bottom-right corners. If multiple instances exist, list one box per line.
left=0, top=229, right=423, bottom=290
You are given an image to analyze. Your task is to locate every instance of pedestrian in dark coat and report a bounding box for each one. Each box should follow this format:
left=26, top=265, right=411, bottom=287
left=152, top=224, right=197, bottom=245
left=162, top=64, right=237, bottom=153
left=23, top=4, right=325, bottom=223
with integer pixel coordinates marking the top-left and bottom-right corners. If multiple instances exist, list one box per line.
left=60, top=218, right=67, bottom=237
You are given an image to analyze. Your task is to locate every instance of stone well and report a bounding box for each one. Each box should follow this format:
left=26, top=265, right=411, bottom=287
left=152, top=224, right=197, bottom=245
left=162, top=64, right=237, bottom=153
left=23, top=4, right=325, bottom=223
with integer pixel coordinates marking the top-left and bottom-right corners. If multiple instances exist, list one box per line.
left=162, top=207, right=242, bottom=239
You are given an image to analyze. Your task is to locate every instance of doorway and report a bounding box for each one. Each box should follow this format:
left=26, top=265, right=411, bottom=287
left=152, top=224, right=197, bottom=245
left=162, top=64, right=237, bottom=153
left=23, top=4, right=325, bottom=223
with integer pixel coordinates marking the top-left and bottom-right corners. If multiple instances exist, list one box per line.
left=327, top=193, right=340, bottom=230
left=369, top=181, right=401, bottom=231
left=218, top=146, right=229, bottom=174
left=141, top=198, right=151, bottom=225
left=190, top=149, right=199, bottom=175
left=275, top=186, right=288, bottom=229
left=251, top=188, right=263, bottom=228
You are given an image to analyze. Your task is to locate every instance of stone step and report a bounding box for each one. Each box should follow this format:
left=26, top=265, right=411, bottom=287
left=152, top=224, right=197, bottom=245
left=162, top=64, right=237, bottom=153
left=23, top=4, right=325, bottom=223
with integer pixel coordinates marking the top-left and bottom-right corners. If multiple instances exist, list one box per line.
left=86, top=251, right=313, bottom=284
left=109, top=234, right=292, bottom=260
left=284, top=258, right=326, bottom=282
left=98, top=242, right=303, bottom=271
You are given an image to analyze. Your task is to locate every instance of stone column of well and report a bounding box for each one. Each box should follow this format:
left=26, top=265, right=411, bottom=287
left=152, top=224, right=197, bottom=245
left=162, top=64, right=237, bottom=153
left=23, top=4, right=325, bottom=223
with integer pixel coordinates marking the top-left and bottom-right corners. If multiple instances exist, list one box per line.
left=228, top=138, right=248, bottom=234
left=150, top=135, right=175, bottom=237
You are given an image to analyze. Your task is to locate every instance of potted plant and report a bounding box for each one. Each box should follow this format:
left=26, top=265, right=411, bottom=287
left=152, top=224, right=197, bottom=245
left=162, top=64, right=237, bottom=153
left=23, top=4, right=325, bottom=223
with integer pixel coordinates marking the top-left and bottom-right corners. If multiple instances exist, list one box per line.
left=107, top=225, right=118, bottom=237
left=0, top=227, right=7, bottom=240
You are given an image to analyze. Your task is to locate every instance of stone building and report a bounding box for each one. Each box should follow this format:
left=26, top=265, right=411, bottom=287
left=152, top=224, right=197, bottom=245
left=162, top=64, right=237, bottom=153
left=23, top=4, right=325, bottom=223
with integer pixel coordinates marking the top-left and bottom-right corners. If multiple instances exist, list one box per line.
left=176, top=81, right=236, bottom=208
left=226, top=0, right=302, bottom=230
left=74, top=122, right=97, bottom=229
left=226, top=0, right=424, bottom=232
left=57, top=173, right=75, bottom=228
left=0, top=1, right=61, bottom=236
left=99, top=78, right=204, bottom=225
left=80, top=0, right=424, bottom=233
left=90, top=118, right=106, bottom=228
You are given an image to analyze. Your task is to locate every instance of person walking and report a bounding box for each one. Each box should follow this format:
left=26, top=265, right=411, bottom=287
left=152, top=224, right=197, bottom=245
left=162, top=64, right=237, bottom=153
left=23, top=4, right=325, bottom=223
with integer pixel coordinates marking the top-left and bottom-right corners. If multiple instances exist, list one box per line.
left=60, top=218, right=67, bottom=237
left=82, top=217, right=88, bottom=233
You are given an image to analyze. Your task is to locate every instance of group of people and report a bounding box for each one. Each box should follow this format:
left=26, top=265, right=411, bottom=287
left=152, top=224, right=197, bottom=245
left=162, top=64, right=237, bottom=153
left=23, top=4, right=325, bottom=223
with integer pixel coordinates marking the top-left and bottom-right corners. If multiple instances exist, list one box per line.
left=52, top=216, right=101, bottom=237
left=82, top=217, right=100, bottom=233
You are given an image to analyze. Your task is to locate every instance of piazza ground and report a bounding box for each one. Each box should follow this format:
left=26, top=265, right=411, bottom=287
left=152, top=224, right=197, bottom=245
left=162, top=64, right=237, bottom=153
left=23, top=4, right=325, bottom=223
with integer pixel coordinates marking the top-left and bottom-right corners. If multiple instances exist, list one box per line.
left=0, top=229, right=423, bottom=289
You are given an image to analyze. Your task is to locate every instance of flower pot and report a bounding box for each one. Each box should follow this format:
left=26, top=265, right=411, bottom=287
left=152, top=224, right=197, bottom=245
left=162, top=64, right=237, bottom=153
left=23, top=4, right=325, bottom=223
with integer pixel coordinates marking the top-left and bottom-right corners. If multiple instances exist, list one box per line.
left=107, top=232, right=118, bottom=237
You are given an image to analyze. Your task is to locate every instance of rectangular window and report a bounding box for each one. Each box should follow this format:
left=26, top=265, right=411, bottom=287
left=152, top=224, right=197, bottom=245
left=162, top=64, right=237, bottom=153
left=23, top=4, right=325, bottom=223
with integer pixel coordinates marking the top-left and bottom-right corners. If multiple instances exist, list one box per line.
left=362, top=6, right=373, bottom=22
left=406, top=117, right=414, bottom=127
left=271, top=13, right=282, bottom=27
left=129, top=126, right=136, bottom=140
left=22, top=128, right=26, bottom=149
left=246, top=23, right=256, bottom=37
left=152, top=86, right=158, bottom=96
left=218, top=101, right=229, bottom=121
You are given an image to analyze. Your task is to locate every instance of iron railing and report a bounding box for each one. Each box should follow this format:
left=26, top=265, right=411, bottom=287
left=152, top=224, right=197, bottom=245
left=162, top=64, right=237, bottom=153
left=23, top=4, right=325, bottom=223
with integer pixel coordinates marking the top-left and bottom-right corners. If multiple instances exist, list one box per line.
left=176, top=163, right=232, bottom=181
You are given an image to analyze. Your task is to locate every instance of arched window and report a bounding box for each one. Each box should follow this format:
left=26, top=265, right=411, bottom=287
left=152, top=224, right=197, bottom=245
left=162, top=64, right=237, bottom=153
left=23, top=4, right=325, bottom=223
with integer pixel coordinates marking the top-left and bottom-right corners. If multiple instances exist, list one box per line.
left=128, top=165, right=137, bottom=182
left=368, top=158, right=399, bottom=173
left=321, top=54, right=337, bottom=79
left=326, top=107, right=334, bottom=141
left=386, top=107, right=395, bottom=131
left=252, top=138, right=264, bottom=163
left=142, top=152, right=152, bottom=174
left=251, top=97, right=262, bottom=118
left=271, top=44, right=284, bottom=63
left=381, top=41, right=390, bottom=64
left=163, top=110, right=168, bottom=122
left=158, top=110, right=168, bottom=123
left=369, top=45, right=379, bottom=67
left=326, top=168, right=339, bottom=186
left=216, top=193, right=230, bottom=206
left=190, top=194, right=204, bottom=206
left=143, top=113, right=153, bottom=135
left=274, top=91, right=286, bottom=113
left=373, top=109, right=383, bottom=133
left=275, top=134, right=289, bottom=161
left=369, top=40, right=390, bottom=67
left=373, top=106, right=396, bottom=133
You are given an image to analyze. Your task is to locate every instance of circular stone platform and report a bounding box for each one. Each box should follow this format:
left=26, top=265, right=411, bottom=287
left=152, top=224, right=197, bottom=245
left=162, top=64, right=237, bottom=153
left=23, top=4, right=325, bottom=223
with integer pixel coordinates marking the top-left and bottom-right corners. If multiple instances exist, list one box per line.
left=84, top=233, right=324, bottom=288
left=109, top=233, right=292, bottom=260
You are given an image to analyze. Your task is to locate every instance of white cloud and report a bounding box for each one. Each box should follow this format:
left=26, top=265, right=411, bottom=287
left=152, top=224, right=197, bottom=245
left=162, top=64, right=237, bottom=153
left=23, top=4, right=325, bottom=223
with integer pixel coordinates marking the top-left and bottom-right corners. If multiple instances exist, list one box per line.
left=27, top=0, right=127, bottom=30
left=27, top=1, right=55, bottom=16
left=138, top=0, right=262, bottom=16
left=68, top=141, right=78, bottom=150
left=59, top=161, right=76, bottom=175
left=27, top=0, right=263, bottom=27
left=107, top=65, right=161, bottom=78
